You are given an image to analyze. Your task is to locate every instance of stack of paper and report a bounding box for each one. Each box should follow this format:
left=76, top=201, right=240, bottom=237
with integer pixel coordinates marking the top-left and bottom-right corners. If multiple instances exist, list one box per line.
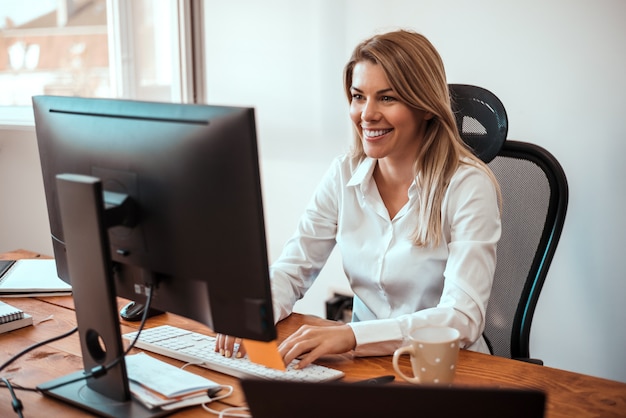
left=0, top=259, right=71, bottom=297
left=125, top=352, right=221, bottom=411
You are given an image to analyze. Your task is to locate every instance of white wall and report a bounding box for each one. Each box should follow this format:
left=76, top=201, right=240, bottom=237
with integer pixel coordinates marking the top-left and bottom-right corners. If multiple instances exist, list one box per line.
left=203, top=0, right=626, bottom=383
left=203, top=0, right=355, bottom=312
left=1, top=0, right=624, bottom=383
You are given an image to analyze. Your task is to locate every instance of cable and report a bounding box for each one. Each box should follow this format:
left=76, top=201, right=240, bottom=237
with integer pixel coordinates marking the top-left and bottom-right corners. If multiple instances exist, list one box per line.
left=2, top=283, right=244, bottom=417
left=206, top=406, right=251, bottom=418
left=0, top=324, right=80, bottom=416
left=37, top=284, right=156, bottom=393
left=0, top=326, right=78, bottom=373
left=200, top=385, right=251, bottom=418
left=204, top=384, right=233, bottom=402
left=1, top=378, right=24, bottom=418
left=122, top=284, right=154, bottom=355
left=0, top=382, right=37, bottom=393
left=169, top=369, right=249, bottom=417
left=0, top=282, right=157, bottom=415
left=0, top=269, right=155, bottom=376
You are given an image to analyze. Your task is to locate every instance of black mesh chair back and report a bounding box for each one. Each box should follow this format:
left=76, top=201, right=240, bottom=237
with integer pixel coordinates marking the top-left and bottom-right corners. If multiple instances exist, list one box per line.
left=486, top=141, right=568, bottom=361
left=449, top=84, right=569, bottom=362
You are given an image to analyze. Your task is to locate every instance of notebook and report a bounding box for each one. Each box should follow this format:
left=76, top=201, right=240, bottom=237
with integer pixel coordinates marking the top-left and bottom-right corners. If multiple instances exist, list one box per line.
left=0, top=300, right=24, bottom=323
left=0, top=300, right=33, bottom=334
left=240, top=378, right=546, bottom=418
left=0, top=259, right=71, bottom=296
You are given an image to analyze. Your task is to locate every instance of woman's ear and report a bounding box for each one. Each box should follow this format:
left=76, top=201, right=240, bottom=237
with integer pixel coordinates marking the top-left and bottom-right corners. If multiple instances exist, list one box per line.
left=424, top=112, right=435, bottom=120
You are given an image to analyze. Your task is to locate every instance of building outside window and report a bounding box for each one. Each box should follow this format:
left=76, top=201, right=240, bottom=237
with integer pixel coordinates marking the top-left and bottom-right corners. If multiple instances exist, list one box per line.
left=0, top=0, right=200, bottom=123
left=1, top=0, right=110, bottom=105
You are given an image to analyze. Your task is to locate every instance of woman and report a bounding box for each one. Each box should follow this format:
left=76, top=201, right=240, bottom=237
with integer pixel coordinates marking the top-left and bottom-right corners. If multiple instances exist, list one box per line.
left=217, top=29, right=501, bottom=369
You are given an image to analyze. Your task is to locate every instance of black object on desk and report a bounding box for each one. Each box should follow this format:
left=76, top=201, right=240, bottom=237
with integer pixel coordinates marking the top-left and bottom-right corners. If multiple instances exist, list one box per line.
left=241, top=378, right=546, bottom=418
left=356, top=375, right=395, bottom=384
left=0, top=260, right=16, bottom=278
left=120, top=301, right=164, bottom=322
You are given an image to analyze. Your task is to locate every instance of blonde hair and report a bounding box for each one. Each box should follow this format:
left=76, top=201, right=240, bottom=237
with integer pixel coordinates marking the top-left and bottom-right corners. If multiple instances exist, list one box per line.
left=344, top=30, right=499, bottom=247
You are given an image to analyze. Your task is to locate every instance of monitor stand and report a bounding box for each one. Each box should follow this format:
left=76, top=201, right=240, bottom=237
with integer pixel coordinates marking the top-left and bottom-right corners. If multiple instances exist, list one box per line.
left=37, top=174, right=166, bottom=418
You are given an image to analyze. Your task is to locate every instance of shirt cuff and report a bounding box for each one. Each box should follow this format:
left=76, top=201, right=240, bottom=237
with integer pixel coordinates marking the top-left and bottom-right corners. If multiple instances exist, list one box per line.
left=348, top=318, right=404, bottom=346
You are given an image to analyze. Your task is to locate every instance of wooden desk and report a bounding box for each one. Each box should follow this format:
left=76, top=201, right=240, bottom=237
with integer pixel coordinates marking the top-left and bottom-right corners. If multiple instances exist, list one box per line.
left=1, top=250, right=625, bottom=417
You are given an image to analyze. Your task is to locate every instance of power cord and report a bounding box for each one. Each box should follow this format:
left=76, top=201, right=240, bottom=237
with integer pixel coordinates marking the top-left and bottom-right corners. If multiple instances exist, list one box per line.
left=203, top=405, right=251, bottom=418
left=1, top=284, right=245, bottom=417
left=37, top=283, right=156, bottom=393
left=178, top=363, right=250, bottom=417
left=200, top=384, right=250, bottom=418
left=0, top=326, right=78, bottom=373
left=121, top=284, right=155, bottom=355
left=0, top=282, right=155, bottom=417
left=1, top=378, right=24, bottom=418
left=0, top=325, right=79, bottom=417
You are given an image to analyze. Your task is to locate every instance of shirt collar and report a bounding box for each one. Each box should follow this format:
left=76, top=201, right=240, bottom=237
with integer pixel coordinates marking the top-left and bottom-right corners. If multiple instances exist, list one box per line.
left=347, top=157, right=420, bottom=202
left=347, top=157, right=377, bottom=187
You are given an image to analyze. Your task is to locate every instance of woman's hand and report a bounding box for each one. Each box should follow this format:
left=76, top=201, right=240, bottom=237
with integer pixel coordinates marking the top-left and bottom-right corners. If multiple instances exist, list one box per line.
left=278, top=324, right=356, bottom=369
left=215, top=334, right=246, bottom=358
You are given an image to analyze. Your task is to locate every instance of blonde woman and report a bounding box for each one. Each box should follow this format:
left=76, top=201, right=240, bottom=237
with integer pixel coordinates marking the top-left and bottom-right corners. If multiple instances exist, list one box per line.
left=217, top=30, right=501, bottom=369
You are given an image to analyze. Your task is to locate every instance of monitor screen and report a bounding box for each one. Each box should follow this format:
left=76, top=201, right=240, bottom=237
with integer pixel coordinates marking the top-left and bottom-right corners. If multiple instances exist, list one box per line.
left=33, top=95, right=275, bottom=342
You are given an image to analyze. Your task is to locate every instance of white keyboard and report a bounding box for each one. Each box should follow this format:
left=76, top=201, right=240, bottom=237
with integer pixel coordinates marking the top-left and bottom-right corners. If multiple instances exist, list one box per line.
left=123, top=325, right=345, bottom=382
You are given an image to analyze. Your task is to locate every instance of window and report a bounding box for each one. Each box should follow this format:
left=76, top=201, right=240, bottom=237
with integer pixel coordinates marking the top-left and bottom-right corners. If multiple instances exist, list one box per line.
left=0, top=0, right=203, bottom=124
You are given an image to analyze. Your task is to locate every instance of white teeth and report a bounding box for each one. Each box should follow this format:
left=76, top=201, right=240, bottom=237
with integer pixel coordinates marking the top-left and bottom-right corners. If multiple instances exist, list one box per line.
left=363, top=129, right=391, bottom=137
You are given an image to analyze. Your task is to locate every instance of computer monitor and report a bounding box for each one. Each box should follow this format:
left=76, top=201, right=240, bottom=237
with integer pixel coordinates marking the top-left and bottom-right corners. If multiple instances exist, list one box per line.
left=32, top=95, right=276, bottom=417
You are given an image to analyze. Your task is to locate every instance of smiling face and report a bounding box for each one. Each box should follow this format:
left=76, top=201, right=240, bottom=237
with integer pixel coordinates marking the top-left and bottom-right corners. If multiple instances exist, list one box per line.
left=349, top=60, right=432, bottom=165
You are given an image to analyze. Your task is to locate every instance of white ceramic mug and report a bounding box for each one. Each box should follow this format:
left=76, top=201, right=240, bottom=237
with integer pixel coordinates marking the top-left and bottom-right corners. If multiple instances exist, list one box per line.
left=392, top=326, right=460, bottom=385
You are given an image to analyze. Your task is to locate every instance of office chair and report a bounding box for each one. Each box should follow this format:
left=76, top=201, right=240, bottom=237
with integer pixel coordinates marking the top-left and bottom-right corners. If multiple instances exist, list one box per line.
left=449, top=84, right=569, bottom=363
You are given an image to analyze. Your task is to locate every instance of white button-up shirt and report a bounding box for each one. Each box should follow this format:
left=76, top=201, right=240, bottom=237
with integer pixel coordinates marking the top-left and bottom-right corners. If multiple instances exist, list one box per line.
left=270, top=154, right=501, bottom=355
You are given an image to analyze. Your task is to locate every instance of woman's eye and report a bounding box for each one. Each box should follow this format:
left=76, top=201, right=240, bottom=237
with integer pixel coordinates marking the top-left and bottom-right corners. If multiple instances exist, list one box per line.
left=381, top=96, right=396, bottom=103
left=351, top=93, right=364, bottom=100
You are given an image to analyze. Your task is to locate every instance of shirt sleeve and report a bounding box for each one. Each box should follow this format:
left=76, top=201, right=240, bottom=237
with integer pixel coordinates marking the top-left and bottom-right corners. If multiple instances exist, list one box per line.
left=349, top=164, right=501, bottom=356
left=269, top=158, right=342, bottom=322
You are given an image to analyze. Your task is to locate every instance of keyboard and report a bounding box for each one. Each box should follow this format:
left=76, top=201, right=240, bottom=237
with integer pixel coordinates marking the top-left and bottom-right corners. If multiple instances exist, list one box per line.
left=123, top=325, right=345, bottom=382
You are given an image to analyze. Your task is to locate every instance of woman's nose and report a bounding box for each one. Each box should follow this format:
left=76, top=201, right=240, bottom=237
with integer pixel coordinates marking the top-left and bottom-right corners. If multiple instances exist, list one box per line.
left=361, top=100, right=380, bottom=121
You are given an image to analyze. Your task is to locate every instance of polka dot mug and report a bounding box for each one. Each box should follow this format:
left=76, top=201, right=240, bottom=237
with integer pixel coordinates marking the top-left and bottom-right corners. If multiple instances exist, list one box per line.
left=392, top=326, right=460, bottom=385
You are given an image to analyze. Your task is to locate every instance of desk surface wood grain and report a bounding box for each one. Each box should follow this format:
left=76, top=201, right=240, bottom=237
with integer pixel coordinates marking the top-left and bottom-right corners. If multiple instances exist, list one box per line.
left=1, top=250, right=625, bottom=417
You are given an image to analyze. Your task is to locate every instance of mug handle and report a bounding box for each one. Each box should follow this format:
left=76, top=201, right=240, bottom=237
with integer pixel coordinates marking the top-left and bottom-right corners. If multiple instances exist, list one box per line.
left=392, top=346, right=421, bottom=384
